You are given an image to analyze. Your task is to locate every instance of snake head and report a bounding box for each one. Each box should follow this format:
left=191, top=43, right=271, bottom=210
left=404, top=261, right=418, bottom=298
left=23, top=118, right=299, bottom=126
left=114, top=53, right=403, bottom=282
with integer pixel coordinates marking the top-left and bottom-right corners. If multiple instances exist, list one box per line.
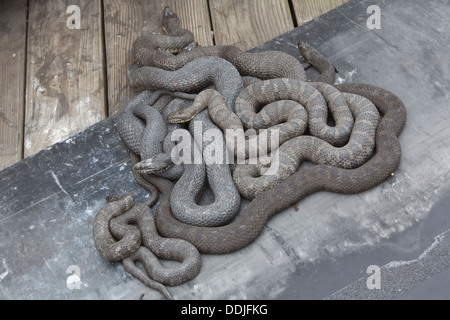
left=166, top=109, right=193, bottom=124
left=180, top=42, right=198, bottom=53
left=298, top=42, right=339, bottom=73
left=134, top=154, right=174, bottom=174
left=162, top=6, right=179, bottom=33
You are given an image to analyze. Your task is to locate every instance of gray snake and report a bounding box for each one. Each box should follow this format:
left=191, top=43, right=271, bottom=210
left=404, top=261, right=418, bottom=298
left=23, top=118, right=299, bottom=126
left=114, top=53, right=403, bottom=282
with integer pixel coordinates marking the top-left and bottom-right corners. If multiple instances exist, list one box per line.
left=232, top=83, right=380, bottom=199
left=94, top=6, right=406, bottom=297
left=143, top=27, right=405, bottom=253
left=141, top=6, right=195, bottom=54
left=116, top=90, right=196, bottom=180
left=168, top=80, right=380, bottom=199
left=153, top=82, right=406, bottom=254
left=122, top=54, right=245, bottom=227
left=93, top=190, right=202, bottom=299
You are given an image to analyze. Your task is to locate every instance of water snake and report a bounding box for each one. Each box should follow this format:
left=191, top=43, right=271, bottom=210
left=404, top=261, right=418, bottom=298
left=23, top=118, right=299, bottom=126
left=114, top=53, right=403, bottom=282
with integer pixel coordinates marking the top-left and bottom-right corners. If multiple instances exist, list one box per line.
left=93, top=188, right=202, bottom=300
left=153, top=82, right=406, bottom=254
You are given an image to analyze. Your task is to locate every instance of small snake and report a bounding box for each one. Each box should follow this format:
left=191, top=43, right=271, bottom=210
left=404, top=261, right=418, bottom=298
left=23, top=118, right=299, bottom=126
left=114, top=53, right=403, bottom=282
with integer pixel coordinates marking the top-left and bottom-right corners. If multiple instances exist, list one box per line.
left=93, top=186, right=202, bottom=300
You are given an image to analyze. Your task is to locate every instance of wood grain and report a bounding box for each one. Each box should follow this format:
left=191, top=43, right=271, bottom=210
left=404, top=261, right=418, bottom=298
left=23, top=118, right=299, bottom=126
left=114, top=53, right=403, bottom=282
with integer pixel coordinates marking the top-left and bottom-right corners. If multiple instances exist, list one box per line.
left=292, top=0, right=349, bottom=25
left=209, top=0, right=294, bottom=51
left=0, top=0, right=28, bottom=170
left=103, top=0, right=212, bottom=116
left=24, top=0, right=106, bottom=158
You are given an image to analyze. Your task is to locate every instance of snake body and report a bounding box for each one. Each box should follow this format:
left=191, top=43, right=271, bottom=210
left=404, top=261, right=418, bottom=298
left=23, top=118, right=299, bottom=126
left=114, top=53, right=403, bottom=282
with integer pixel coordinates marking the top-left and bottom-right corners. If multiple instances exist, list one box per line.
left=167, top=78, right=377, bottom=199
left=138, top=6, right=195, bottom=54
left=116, top=91, right=188, bottom=180
left=232, top=89, right=380, bottom=199
left=132, top=42, right=306, bottom=82
left=93, top=189, right=202, bottom=299
left=167, top=79, right=356, bottom=161
left=118, top=92, right=242, bottom=227
left=93, top=193, right=140, bottom=261
left=124, top=54, right=245, bottom=227
left=128, top=56, right=244, bottom=109
left=170, top=108, right=241, bottom=227
left=152, top=83, right=406, bottom=254
left=96, top=6, right=406, bottom=296
left=167, top=88, right=309, bottom=162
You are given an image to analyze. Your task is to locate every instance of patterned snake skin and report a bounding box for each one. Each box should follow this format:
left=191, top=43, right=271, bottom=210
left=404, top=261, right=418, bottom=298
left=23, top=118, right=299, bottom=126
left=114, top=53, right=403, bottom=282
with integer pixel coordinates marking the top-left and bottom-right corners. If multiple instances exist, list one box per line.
left=116, top=90, right=196, bottom=180
left=154, top=83, right=406, bottom=254
left=93, top=187, right=202, bottom=300
left=232, top=86, right=380, bottom=199
left=117, top=91, right=242, bottom=227
left=94, top=7, right=406, bottom=296
left=137, top=6, right=195, bottom=54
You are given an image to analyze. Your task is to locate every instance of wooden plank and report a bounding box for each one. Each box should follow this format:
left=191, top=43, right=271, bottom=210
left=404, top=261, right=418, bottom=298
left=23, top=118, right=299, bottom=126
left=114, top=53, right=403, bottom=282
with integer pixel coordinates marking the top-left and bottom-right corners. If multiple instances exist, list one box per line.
left=292, top=0, right=349, bottom=25
left=0, top=0, right=27, bottom=170
left=24, top=0, right=106, bottom=158
left=103, top=0, right=212, bottom=117
left=209, top=0, right=294, bottom=50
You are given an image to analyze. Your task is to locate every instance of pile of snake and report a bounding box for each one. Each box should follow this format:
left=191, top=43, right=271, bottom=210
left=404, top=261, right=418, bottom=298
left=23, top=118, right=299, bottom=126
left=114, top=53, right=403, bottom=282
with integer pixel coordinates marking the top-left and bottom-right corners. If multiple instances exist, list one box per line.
left=92, top=7, right=406, bottom=299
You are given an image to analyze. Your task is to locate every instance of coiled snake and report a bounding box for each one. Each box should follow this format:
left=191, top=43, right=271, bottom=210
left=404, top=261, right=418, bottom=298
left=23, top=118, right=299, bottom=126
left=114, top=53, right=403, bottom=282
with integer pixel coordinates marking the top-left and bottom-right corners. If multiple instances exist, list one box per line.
left=93, top=189, right=202, bottom=300
left=168, top=80, right=380, bottom=199
left=154, top=82, right=406, bottom=254
left=93, top=7, right=406, bottom=298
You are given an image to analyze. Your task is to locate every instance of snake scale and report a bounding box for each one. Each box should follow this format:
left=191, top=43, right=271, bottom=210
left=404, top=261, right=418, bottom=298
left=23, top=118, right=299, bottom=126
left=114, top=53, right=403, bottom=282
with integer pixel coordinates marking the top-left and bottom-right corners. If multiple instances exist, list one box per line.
left=93, top=6, right=406, bottom=297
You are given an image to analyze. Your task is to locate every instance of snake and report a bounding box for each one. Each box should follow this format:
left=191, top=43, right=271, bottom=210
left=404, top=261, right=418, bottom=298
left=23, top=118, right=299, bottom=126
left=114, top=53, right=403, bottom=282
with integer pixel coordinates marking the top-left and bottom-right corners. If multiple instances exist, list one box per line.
left=167, top=88, right=309, bottom=163
left=167, top=79, right=378, bottom=199
left=117, top=94, right=242, bottom=227
left=127, top=56, right=244, bottom=107
left=106, top=5, right=406, bottom=288
left=93, top=193, right=140, bottom=261
left=144, top=38, right=406, bottom=253
left=93, top=188, right=202, bottom=300
left=116, top=90, right=197, bottom=180
left=139, top=6, right=195, bottom=54
left=169, top=108, right=241, bottom=227
left=167, top=79, right=356, bottom=161
left=131, top=6, right=307, bottom=82
left=122, top=54, right=246, bottom=227
left=150, top=82, right=407, bottom=254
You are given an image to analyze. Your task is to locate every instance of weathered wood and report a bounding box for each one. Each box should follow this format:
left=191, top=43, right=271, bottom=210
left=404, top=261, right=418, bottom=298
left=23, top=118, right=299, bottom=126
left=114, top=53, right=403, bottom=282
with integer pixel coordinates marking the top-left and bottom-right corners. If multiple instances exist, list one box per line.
left=0, top=0, right=27, bottom=170
left=103, top=0, right=212, bottom=117
left=292, top=0, right=349, bottom=25
left=24, top=0, right=106, bottom=158
left=209, top=0, right=294, bottom=50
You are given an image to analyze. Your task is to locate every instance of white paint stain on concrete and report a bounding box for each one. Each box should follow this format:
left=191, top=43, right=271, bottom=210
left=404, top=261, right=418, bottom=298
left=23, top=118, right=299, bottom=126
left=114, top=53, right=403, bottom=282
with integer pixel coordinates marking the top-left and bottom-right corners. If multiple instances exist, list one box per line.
left=0, top=259, right=10, bottom=282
